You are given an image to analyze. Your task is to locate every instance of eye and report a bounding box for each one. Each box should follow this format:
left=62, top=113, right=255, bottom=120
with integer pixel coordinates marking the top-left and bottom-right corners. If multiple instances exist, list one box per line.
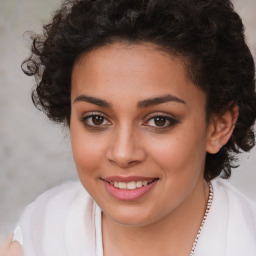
left=143, top=114, right=178, bottom=129
left=81, top=113, right=111, bottom=128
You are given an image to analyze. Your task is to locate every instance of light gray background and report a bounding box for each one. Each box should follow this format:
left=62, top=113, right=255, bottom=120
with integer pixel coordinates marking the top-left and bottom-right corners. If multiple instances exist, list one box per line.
left=0, top=0, right=255, bottom=237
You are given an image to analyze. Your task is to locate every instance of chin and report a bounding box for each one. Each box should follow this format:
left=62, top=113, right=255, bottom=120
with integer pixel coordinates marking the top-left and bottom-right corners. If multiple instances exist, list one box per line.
left=103, top=206, right=163, bottom=227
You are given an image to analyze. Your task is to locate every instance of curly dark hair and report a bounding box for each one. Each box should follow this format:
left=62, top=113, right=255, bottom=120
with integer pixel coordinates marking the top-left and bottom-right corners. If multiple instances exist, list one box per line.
left=22, top=0, right=256, bottom=181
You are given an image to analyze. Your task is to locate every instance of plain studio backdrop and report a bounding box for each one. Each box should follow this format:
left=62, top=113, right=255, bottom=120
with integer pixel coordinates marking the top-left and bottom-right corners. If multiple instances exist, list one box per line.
left=0, top=0, right=255, bottom=237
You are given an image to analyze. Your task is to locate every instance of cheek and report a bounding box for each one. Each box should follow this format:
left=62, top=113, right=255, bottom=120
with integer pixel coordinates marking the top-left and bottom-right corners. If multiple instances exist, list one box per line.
left=70, top=123, right=105, bottom=178
left=70, top=132, right=106, bottom=197
left=146, top=126, right=207, bottom=177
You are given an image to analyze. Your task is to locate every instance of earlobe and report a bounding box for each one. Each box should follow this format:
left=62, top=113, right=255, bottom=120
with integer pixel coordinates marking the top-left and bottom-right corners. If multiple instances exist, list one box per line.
left=206, top=105, right=239, bottom=154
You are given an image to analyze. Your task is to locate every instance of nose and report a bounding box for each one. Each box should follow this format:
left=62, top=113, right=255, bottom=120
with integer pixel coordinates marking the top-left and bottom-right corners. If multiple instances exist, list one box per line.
left=106, top=125, right=146, bottom=168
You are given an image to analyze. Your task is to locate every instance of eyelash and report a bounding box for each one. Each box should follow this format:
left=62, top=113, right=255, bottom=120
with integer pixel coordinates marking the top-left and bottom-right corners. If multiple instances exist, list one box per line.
left=142, top=114, right=178, bottom=130
left=81, top=113, right=178, bottom=131
left=81, top=113, right=111, bottom=129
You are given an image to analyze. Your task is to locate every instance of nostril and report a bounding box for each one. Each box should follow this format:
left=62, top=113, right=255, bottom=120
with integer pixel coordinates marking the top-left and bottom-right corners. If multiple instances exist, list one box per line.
left=106, top=134, right=147, bottom=167
left=108, top=158, right=138, bottom=168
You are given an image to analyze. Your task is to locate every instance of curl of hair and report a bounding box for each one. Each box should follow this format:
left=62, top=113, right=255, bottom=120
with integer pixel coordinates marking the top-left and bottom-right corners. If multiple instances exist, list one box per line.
left=22, top=0, right=256, bottom=181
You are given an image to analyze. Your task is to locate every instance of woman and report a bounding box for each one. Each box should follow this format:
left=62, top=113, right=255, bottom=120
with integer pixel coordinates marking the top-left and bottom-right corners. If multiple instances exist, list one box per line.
left=7, top=0, right=256, bottom=255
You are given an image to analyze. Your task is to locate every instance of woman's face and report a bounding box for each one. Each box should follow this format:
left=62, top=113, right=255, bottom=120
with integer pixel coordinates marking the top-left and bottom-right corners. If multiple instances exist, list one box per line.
left=70, top=42, right=212, bottom=226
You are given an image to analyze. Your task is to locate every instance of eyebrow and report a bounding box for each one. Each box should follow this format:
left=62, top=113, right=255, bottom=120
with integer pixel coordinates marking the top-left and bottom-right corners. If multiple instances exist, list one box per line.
left=137, top=94, right=186, bottom=108
left=73, top=94, right=186, bottom=108
left=74, top=95, right=112, bottom=108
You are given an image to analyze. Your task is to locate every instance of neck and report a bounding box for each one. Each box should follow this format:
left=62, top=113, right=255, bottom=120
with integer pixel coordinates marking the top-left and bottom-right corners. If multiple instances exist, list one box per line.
left=102, top=178, right=209, bottom=256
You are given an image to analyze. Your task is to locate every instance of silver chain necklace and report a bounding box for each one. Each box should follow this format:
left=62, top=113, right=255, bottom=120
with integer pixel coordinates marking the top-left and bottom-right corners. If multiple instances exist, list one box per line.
left=189, top=182, right=214, bottom=256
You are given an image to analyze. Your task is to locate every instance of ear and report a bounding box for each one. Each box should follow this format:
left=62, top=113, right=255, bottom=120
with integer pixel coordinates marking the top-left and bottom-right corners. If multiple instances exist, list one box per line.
left=206, top=105, right=239, bottom=154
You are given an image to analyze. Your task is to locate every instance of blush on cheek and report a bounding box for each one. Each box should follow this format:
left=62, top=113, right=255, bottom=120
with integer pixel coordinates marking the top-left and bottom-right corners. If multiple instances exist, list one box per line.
left=73, top=150, right=100, bottom=171
left=71, top=137, right=104, bottom=174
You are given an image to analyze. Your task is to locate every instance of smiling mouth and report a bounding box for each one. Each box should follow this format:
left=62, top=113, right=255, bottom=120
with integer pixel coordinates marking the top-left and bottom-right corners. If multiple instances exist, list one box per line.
left=102, top=176, right=159, bottom=201
left=102, top=178, right=159, bottom=190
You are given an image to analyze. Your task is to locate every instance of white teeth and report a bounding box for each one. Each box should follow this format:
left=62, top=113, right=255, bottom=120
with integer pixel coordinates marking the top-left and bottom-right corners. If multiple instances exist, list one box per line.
left=111, top=180, right=153, bottom=190
left=142, top=181, right=148, bottom=186
left=119, top=182, right=127, bottom=189
left=127, top=181, right=136, bottom=190
left=136, top=181, right=143, bottom=188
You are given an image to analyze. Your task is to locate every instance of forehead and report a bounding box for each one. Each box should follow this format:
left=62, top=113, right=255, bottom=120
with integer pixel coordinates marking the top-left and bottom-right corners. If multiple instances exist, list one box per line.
left=74, top=42, right=184, bottom=79
left=71, top=42, right=206, bottom=109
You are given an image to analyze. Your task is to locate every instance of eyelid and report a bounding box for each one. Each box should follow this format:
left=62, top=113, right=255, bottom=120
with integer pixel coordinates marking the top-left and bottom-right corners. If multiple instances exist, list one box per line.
left=81, top=112, right=112, bottom=128
left=80, top=111, right=179, bottom=130
left=143, top=112, right=178, bottom=122
left=142, top=112, right=179, bottom=129
left=81, top=111, right=106, bottom=119
left=151, top=111, right=175, bottom=116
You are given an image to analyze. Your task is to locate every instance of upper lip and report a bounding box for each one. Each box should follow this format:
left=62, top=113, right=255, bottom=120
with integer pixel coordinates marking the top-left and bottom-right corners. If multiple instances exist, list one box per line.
left=102, top=176, right=159, bottom=182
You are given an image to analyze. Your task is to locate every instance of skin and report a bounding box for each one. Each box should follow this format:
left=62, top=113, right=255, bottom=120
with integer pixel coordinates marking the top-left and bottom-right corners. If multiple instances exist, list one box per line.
left=70, top=42, right=237, bottom=256
left=0, top=236, right=23, bottom=256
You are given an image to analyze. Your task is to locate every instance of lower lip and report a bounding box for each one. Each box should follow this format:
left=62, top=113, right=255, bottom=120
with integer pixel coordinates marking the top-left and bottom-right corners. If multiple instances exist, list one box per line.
left=103, top=180, right=158, bottom=201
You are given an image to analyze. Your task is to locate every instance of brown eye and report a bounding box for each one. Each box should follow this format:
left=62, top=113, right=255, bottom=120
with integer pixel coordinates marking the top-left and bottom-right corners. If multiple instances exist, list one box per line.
left=81, top=114, right=111, bottom=129
left=92, top=115, right=104, bottom=125
left=154, top=116, right=167, bottom=127
left=143, top=114, right=178, bottom=130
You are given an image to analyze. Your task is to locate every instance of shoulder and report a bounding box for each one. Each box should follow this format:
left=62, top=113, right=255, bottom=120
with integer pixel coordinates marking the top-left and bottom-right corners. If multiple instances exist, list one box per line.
left=213, top=178, right=256, bottom=218
left=18, top=181, right=90, bottom=230
left=197, top=178, right=256, bottom=256
left=17, top=181, right=97, bottom=256
left=212, top=178, right=256, bottom=236
left=26, top=180, right=88, bottom=208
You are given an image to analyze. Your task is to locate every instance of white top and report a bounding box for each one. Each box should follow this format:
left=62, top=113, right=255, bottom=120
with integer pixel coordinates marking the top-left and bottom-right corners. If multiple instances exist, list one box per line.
left=13, top=179, right=256, bottom=256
